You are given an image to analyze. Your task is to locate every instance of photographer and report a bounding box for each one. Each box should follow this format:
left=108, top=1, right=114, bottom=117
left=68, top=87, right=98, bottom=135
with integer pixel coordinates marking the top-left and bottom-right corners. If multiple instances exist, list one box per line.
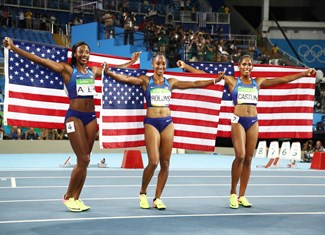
left=123, top=11, right=136, bottom=45
left=102, top=11, right=115, bottom=39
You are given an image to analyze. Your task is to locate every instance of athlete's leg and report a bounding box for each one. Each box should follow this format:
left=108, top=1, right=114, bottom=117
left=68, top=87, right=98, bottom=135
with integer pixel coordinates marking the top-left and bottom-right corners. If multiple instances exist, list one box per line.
left=64, top=117, right=92, bottom=200
left=154, top=123, right=174, bottom=199
left=239, top=122, right=258, bottom=197
left=74, top=119, right=97, bottom=199
left=230, top=123, right=246, bottom=195
left=140, top=124, right=160, bottom=194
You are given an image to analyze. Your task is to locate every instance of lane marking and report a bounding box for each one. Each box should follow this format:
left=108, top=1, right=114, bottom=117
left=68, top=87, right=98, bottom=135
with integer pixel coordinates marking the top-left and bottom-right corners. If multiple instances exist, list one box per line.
left=0, top=175, right=325, bottom=179
left=1, top=183, right=325, bottom=189
left=1, top=211, right=325, bottom=224
left=1, top=194, right=325, bottom=203
left=11, top=178, right=16, bottom=188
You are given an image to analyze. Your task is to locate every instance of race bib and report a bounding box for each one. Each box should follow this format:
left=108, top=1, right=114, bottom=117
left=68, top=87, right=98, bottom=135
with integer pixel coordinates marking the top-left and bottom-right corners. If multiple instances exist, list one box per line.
left=237, top=86, right=258, bottom=104
left=150, top=88, right=171, bottom=107
left=76, top=78, right=96, bottom=96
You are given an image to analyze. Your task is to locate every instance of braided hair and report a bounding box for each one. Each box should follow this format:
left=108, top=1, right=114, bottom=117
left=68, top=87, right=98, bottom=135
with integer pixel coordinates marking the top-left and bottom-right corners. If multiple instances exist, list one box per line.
left=238, top=54, right=253, bottom=65
left=151, top=52, right=166, bottom=63
left=69, top=41, right=90, bottom=66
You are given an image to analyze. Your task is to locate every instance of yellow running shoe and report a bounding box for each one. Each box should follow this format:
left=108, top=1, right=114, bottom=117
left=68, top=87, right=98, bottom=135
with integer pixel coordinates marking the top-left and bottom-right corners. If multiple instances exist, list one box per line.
left=229, top=194, right=239, bottom=209
left=238, top=196, right=252, bottom=207
left=62, top=197, right=82, bottom=212
left=153, top=198, right=166, bottom=210
left=139, top=194, right=150, bottom=209
left=75, top=199, right=91, bottom=211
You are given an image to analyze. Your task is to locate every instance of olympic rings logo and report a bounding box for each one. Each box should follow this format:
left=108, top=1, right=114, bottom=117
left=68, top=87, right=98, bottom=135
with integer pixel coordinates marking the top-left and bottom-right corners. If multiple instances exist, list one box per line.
left=298, top=44, right=325, bottom=63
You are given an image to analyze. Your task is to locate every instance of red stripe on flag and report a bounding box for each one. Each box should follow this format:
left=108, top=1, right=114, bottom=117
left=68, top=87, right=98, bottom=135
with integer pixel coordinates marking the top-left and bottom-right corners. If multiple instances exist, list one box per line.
left=173, top=142, right=215, bottom=152
left=6, top=119, right=65, bottom=129
left=102, top=128, right=144, bottom=136
left=9, top=91, right=69, bottom=103
left=174, top=130, right=217, bottom=139
left=259, top=132, right=312, bottom=139
left=102, top=140, right=145, bottom=149
left=170, top=105, right=220, bottom=116
left=8, top=105, right=66, bottom=116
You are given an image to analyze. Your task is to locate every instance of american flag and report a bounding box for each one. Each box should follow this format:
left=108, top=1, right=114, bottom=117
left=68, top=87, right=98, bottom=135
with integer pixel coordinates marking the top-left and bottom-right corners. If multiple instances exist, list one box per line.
left=188, top=62, right=316, bottom=139
left=100, top=68, right=224, bottom=151
left=3, top=40, right=139, bottom=129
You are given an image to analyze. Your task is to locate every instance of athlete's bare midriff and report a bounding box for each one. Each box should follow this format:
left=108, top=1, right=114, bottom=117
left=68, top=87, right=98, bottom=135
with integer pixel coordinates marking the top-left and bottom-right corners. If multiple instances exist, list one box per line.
left=69, top=98, right=95, bottom=112
left=146, top=107, right=171, bottom=118
left=234, top=105, right=257, bottom=117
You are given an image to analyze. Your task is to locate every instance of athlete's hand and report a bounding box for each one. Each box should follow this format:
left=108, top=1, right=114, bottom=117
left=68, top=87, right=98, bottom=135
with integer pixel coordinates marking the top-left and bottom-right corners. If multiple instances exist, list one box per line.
left=176, top=60, right=186, bottom=68
left=3, top=37, right=13, bottom=50
left=131, top=51, right=141, bottom=62
left=305, top=68, right=316, bottom=76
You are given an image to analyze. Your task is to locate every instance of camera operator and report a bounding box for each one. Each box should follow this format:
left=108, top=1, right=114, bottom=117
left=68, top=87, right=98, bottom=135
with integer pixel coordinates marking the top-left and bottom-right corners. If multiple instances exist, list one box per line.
left=102, top=11, right=115, bottom=39
left=124, top=11, right=136, bottom=45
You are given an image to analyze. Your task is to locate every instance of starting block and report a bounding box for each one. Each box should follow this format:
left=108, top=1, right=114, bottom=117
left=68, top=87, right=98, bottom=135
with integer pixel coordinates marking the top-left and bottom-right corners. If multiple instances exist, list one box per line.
left=264, top=141, right=280, bottom=168
left=256, top=140, right=302, bottom=169
left=59, top=156, right=108, bottom=168
left=121, top=149, right=144, bottom=169
left=60, top=156, right=73, bottom=168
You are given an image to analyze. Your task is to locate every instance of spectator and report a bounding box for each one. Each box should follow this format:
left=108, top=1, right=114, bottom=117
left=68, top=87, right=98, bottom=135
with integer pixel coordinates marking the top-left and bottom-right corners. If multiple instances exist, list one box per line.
left=188, top=41, right=198, bottom=62
left=271, top=44, right=279, bottom=58
left=58, top=129, right=68, bottom=140
left=40, top=128, right=58, bottom=140
left=33, top=12, right=41, bottom=30
left=166, top=10, right=173, bottom=25
left=18, top=9, right=25, bottom=28
left=8, top=126, right=22, bottom=140
left=40, top=14, right=47, bottom=30
left=316, top=122, right=324, bottom=131
left=190, top=7, right=196, bottom=22
left=21, top=127, right=40, bottom=140
left=1, top=7, right=9, bottom=27
left=25, top=9, right=33, bottom=29
left=123, top=11, right=136, bottom=45
left=0, top=115, right=5, bottom=140
left=314, top=140, right=325, bottom=152
left=102, top=11, right=115, bottom=39
left=50, top=14, right=57, bottom=33
left=302, top=140, right=314, bottom=162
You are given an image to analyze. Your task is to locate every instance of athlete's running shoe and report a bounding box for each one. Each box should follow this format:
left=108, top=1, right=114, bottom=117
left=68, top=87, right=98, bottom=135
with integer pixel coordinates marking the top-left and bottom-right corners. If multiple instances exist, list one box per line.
left=75, top=199, right=91, bottom=211
left=238, top=196, right=252, bottom=207
left=62, top=197, right=82, bottom=212
left=153, top=198, right=166, bottom=210
left=139, top=194, right=150, bottom=209
left=229, top=194, right=239, bottom=209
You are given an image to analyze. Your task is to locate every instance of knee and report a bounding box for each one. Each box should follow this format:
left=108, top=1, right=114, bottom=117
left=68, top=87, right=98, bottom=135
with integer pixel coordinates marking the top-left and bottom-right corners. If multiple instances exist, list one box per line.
left=235, top=154, right=245, bottom=164
left=147, top=160, right=159, bottom=169
left=78, top=155, right=90, bottom=168
left=160, top=160, right=170, bottom=171
left=244, top=156, right=253, bottom=166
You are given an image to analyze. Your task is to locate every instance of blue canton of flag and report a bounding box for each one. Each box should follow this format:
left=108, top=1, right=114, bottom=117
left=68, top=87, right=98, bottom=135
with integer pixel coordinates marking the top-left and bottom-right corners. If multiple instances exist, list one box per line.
left=102, top=68, right=148, bottom=109
left=8, top=40, right=68, bottom=89
left=188, top=62, right=234, bottom=100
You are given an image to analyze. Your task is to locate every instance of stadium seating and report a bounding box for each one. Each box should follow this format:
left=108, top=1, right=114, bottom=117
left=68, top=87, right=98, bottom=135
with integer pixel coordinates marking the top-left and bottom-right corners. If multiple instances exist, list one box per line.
left=0, top=27, right=56, bottom=45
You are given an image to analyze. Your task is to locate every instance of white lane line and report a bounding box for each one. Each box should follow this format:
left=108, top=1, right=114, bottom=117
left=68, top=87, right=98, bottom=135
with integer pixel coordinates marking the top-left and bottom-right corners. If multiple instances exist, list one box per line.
left=1, top=183, right=325, bottom=189
left=1, top=175, right=325, bottom=179
left=1, top=195, right=325, bottom=203
left=1, top=211, right=325, bottom=224
left=11, top=178, right=16, bottom=188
